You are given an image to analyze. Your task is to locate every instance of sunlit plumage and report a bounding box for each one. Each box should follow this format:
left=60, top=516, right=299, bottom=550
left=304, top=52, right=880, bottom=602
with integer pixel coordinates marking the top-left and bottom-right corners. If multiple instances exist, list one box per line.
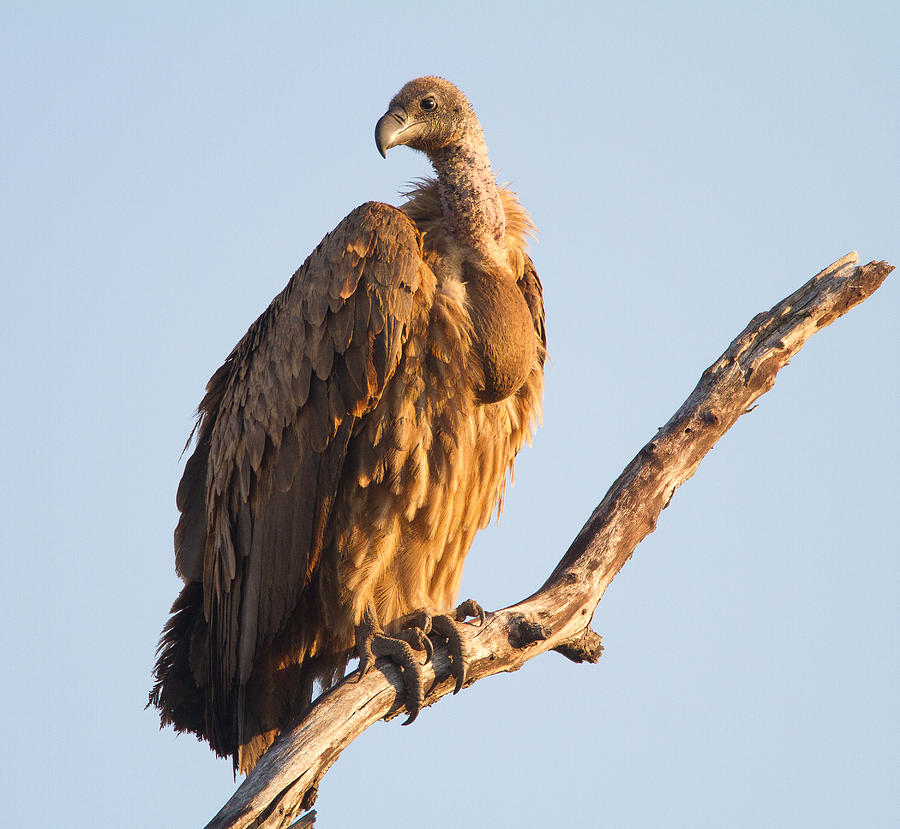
left=151, top=77, right=545, bottom=773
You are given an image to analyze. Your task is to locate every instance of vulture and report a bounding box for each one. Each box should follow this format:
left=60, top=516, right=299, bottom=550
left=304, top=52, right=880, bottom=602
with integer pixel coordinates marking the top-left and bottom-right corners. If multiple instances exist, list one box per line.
left=150, top=76, right=546, bottom=774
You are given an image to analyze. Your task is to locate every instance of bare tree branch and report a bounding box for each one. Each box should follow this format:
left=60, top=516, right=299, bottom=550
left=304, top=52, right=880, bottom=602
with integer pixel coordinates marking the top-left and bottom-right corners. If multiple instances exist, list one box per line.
left=205, top=252, right=893, bottom=829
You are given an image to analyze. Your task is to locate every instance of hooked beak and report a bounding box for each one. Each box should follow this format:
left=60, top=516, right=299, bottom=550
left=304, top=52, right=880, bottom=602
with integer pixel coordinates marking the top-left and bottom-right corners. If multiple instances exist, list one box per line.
left=375, top=105, right=412, bottom=158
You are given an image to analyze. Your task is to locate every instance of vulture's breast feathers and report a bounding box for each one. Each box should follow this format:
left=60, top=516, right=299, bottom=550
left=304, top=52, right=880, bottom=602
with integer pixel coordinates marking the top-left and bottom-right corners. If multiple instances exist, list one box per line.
left=402, top=179, right=540, bottom=403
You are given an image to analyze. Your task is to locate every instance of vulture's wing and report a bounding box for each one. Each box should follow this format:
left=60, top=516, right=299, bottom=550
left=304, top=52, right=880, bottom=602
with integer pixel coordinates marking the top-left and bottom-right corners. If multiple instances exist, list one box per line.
left=173, top=201, right=423, bottom=702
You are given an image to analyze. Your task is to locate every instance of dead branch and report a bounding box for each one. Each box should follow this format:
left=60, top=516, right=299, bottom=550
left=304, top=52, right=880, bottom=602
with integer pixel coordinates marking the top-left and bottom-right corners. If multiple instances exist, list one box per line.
left=205, top=252, right=893, bottom=829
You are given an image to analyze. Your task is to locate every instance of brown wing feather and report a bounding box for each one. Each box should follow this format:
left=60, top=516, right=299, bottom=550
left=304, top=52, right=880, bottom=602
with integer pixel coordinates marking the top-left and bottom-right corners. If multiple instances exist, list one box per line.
left=518, top=253, right=546, bottom=353
left=160, top=201, right=424, bottom=757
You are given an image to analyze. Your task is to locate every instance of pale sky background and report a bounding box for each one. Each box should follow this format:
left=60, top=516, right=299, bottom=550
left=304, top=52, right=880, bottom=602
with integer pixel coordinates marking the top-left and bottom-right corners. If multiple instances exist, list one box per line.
left=1, top=3, right=897, bottom=827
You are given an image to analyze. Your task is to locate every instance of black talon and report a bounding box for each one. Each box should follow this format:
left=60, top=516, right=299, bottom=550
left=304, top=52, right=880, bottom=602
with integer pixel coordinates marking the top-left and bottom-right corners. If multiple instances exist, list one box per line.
left=421, top=635, right=434, bottom=662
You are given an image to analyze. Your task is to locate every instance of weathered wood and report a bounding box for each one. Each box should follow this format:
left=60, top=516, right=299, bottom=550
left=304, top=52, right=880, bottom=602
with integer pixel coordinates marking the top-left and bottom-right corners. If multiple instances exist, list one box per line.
left=204, top=252, right=893, bottom=829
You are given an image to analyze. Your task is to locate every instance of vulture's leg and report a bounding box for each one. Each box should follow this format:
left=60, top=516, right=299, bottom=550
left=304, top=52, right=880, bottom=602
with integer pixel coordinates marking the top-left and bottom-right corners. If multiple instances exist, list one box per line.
left=355, top=603, right=431, bottom=724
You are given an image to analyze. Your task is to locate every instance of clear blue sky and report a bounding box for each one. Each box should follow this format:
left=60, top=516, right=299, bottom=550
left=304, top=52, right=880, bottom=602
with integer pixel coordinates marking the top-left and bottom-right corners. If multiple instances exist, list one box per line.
left=1, top=3, right=897, bottom=827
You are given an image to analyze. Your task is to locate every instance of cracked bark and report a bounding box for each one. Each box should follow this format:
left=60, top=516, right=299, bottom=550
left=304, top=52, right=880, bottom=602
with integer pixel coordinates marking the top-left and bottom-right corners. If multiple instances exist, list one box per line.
left=203, top=252, right=893, bottom=829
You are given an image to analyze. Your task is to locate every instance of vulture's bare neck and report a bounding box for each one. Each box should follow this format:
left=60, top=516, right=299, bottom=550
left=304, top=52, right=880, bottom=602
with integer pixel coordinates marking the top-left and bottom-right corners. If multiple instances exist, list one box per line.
left=429, top=129, right=506, bottom=260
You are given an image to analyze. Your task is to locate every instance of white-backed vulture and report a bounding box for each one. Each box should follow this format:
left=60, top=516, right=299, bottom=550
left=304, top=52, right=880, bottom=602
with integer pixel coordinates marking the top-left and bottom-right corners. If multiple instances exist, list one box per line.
left=150, top=76, right=546, bottom=774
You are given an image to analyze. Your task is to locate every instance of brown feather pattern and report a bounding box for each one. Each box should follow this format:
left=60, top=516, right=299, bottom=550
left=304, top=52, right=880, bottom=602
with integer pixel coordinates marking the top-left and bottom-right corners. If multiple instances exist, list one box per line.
left=151, top=107, right=544, bottom=772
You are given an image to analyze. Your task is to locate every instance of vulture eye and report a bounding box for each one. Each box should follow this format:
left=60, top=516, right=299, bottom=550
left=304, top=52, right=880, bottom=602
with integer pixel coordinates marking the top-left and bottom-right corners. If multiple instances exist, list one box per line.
left=420, top=97, right=437, bottom=112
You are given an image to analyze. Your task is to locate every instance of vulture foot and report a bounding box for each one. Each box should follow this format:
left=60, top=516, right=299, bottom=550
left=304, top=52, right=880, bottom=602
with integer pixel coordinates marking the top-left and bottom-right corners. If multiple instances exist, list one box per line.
left=356, top=600, right=485, bottom=724
left=356, top=604, right=431, bottom=725
left=429, top=599, right=486, bottom=694
left=392, top=600, right=486, bottom=692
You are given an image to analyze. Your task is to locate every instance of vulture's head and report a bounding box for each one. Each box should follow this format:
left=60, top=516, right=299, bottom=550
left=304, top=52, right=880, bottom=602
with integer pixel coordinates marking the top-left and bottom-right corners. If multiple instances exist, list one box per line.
left=375, top=76, right=479, bottom=159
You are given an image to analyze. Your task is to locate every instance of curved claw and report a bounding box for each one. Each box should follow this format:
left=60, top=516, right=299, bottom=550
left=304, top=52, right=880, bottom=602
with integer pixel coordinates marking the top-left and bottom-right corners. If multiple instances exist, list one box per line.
left=421, top=635, right=434, bottom=663
left=455, top=598, right=485, bottom=626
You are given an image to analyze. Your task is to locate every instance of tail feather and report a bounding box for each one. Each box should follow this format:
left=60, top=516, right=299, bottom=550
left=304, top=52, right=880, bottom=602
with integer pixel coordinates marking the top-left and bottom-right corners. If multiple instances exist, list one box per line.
left=151, top=581, right=353, bottom=774
left=149, top=581, right=210, bottom=744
